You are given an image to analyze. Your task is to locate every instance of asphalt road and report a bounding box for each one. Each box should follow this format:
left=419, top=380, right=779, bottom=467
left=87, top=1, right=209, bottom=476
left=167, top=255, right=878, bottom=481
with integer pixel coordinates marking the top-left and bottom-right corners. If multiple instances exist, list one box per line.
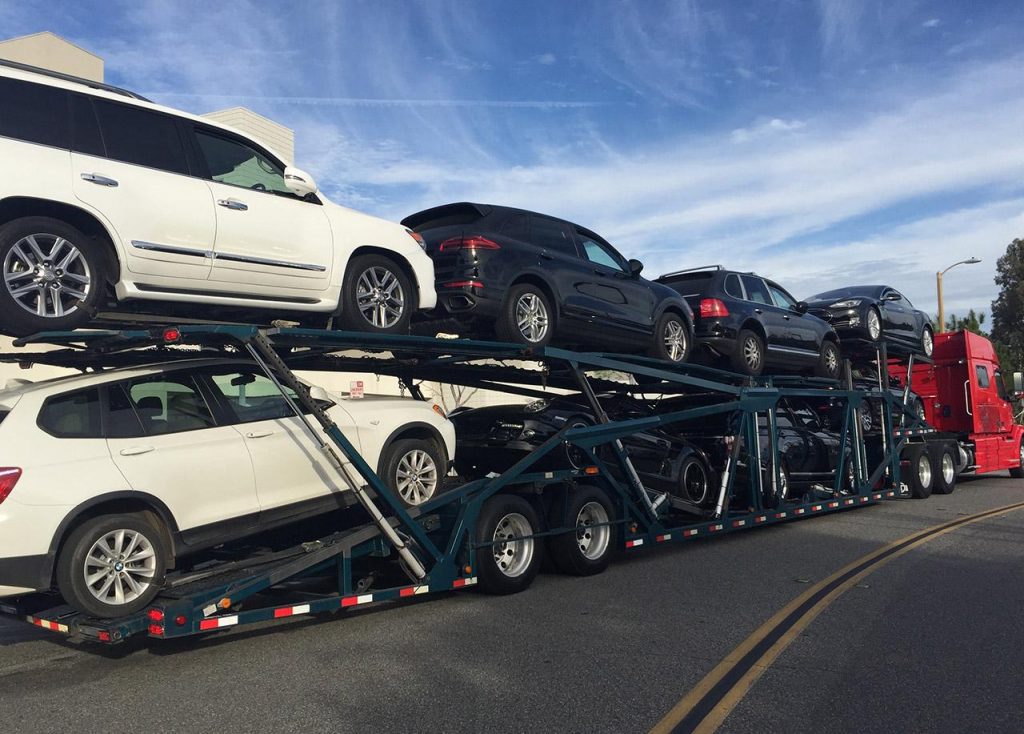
left=2, top=475, right=1023, bottom=733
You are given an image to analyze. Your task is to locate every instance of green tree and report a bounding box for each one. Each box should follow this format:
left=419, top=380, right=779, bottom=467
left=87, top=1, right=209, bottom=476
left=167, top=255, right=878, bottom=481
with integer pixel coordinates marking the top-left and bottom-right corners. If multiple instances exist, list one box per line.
left=991, top=238, right=1024, bottom=376
left=945, top=308, right=987, bottom=334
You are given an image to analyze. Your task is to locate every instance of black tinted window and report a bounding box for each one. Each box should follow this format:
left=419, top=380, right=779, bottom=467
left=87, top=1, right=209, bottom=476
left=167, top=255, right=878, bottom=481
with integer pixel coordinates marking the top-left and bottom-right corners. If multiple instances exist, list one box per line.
left=0, top=77, right=69, bottom=148
left=741, top=275, right=772, bottom=305
left=531, top=216, right=577, bottom=256
left=499, top=213, right=531, bottom=242
left=93, top=100, right=189, bottom=174
left=788, top=401, right=820, bottom=430
left=69, top=94, right=104, bottom=156
left=724, top=273, right=743, bottom=299
left=38, top=388, right=101, bottom=438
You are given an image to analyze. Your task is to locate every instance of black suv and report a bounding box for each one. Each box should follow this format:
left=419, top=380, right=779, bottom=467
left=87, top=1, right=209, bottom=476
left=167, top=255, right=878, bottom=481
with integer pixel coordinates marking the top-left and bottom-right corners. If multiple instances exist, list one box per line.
left=402, top=203, right=694, bottom=362
left=656, top=266, right=840, bottom=378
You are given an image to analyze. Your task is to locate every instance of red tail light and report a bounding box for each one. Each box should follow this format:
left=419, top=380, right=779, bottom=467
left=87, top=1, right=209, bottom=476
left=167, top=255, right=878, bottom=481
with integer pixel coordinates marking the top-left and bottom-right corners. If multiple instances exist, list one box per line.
left=700, top=298, right=729, bottom=318
left=438, top=236, right=501, bottom=252
left=0, top=468, right=21, bottom=505
left=147, top=608, right=165, bottom=622
left=443, top=280, right=484, bottom=289
left=162, top=327, right=181, bottom=343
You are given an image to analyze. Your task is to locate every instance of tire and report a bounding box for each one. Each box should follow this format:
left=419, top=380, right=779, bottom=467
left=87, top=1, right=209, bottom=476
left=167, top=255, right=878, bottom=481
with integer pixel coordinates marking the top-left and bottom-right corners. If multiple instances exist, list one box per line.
left=649, top=312, right=690, bottom=363
left=55, top=513, right=168, bottom=618
left=732, top=328, right=765, bottom=376
left=475, top=494, right=542, bottom=595
left=866, top=307, right=883, bottom=342
left=906, top=444, right=934, bottom=499
left=907, top=397, right=926, bottom=424
left=677, top=455, right=712, bottom=505
left=778, top=462, right=791, bottom=501
left=1009, top=439, right=1024, bottom=478
left=378, top=437, right=446, bottom=507
left=339, top=254, right=413, bottom=334
left=921, top=325, right=934, bottom=357
left=931, top=445, right=957, bottom=494
left=815, top=340, right=842, bottom=379
left=495, top=283, right=555, bottom=347
left=0, top=216, right=107, bottom=336
left=563, top=417, right=592, bottom=469
left=548, top=486, right=616, bottom=576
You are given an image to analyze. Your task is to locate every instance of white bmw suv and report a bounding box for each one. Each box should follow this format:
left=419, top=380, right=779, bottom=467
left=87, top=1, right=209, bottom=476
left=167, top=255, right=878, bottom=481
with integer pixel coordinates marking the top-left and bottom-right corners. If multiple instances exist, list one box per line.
left=0, top=60, right=436, bottom=336
left=0, top=359, right=455, bottom=618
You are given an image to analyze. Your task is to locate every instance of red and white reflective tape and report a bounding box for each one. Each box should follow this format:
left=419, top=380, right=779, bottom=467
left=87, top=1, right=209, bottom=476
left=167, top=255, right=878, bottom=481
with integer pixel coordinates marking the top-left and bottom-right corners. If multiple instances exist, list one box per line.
left=400, top=584, right=430, bottom=597
left=709, top=523, right=724, bottom=532
left=860, top=496, right=869, bottom=503
left=886, top=491, right=895, bottom=497
left=873, top=493, right=883, bottom=499
left=844, top=498, right=855, bottom=506
left=828, top=501, right=839, bottom=508
left=625, top=539, right=644, bottom=548
left=683, top=529, right=699, bottom=538
left=26, top=616, right=69, bottom=633
left=452, top=576, right=478, bottom=588
left=273, top=603, right=311, bottom=619
left=732, top=519, right=746, bottom=528
left=775, top=511, right=788, bottom=519
left=656, top=534, right=672, bottom=543
left=755, top=515, right=767, bottom=524
left=341, top=593, right=376, bottom=608
left=796, top=508, right=806, bottom=515
left=199, top=614, right=239, bottom=631
left=812, top=504, right=823, bottom=512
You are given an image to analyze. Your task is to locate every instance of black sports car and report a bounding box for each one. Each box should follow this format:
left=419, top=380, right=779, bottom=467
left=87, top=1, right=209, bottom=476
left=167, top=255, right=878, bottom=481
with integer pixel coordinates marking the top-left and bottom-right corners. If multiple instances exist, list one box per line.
left=450, top=393, right=717, bottom=506
left=805, top=285, right=934, bottom=357
left=402, top=203, right=694, bottom=362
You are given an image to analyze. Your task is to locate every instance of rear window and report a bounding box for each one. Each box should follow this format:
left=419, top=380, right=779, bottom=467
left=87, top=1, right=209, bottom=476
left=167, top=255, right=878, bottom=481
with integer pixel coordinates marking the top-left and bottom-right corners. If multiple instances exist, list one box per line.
left=660, top=272, right=713, bottom=296
left=38, top=388, right=101, bottom=438
left=0, top=76, right=70, bottom=148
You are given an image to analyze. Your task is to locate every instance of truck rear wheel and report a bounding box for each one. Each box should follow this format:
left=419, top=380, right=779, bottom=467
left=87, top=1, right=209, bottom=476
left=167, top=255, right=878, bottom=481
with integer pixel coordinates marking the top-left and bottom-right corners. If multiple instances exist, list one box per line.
left=475, top=494, right=542, bottom=595
left=931, top=445, right=957, bottom=494
left=906, top=445, right=933, bottom=499
left=1010, top=439, right=1024, bottom=478
left=548, top=486, right=616, bottom=576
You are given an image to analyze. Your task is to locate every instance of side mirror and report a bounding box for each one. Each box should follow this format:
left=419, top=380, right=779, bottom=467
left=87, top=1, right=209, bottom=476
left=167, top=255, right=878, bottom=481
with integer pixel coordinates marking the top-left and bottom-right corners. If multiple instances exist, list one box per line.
left=284, top=166, right=318, bottom=198
left=628, top=259, right=644, bottom=277
left=307, top=384, right=335, bottom=406
left=1014, top=372, right=1023, bottom=394
left=793, top=301, right=809, bottom=314
left=882, top=292, right=901, bottom=302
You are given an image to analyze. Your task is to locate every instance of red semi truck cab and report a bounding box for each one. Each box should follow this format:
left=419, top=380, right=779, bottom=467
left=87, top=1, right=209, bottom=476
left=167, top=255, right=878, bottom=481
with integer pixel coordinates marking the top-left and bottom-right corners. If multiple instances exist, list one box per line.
left=905, top=330, right=1024, bottom=475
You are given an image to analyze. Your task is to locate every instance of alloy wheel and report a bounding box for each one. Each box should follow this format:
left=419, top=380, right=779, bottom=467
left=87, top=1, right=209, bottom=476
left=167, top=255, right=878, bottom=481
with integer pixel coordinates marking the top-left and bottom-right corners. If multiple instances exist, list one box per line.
left=83, top=528, right=157, bottom=606
left=395, top=449, right=438, bottom=505
left=515, top=293, right=549, bottom=343
left=663, top=320, right=687, bottom=362
left=4, top=233, right=92, bottom=318
left=356, top=266, right=405, bottom=328
left=682, top=461, right=709, bottom=504
left=574, top=501, right=611, bottom=561
left=917, top=453, right=932, bottom=488
left=922, top=328, right=934, bottom=356
left=743, top=336, right=762, bottom=371
left=825, top=346, right=839, bottom=376
left=492, top=512, right=535, bottom=578
left=867, top=309, right=881, bottom=340
left=941, top=453, right=955, bottom=485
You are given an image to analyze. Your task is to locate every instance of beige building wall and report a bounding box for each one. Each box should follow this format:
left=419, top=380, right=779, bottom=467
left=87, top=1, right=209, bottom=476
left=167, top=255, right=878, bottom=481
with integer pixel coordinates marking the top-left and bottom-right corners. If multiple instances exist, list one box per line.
left=0, top=31, right=103, bottom=82
left=203, top=107, right=295, bottom=163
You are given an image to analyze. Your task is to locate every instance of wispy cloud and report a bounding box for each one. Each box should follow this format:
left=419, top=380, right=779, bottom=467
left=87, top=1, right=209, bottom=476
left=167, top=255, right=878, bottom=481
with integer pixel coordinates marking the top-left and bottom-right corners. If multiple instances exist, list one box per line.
left=922, top=18, right=941, bottom=29
left=150, top=93, right=605, bottom=109
left=730, top=118, right=806, bottom=143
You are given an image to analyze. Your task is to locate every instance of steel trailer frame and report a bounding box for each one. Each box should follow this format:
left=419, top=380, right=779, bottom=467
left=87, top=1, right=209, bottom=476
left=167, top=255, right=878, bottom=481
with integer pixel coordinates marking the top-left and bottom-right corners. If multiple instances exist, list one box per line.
left=0, top=325, right=929, bottom=644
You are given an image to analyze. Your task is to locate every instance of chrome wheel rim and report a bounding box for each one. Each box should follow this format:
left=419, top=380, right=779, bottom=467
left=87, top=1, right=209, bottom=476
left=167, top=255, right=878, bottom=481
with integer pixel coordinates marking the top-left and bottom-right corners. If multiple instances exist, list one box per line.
left=663, top=319, right=687, bottom=362
left=917, top=454, right=932, bottom=488
left=515, top=292, right=549, bottom=343
left=743, top=336, right=762, bottom=371
left=565, top=421, right=590, bottom=469
left=867, top=309, right=881, bottom=340
left=83, top=529, right=157, bottom=606
left=682, top=461, right=709, bottom=504
left=575, top=501, right=610, bottom=561
left=395, top=449, right=438, bottom=505
left=4, top=233, right=92, bottom=318
left=356, top=266, right=405, bottom=328
left=492, top=512, right=534, bottom=578
left=860, top=407, right=873, bottom=432
left=1019, top=441, right=1023, bottom=469
left=778, top=469, right=789, bottom=499
left=824, top=346, right=839, bottom=376
left=922, top=328, right=933, bottom=356
left=941, top=453, right=955, bottom=485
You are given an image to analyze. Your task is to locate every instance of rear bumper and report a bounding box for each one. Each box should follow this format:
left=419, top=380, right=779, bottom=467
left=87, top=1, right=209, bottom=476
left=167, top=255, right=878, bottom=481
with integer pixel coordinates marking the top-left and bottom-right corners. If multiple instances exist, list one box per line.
left=0, top=554, right=50, bottom=596
left=426, top=283, right=504, bottom=323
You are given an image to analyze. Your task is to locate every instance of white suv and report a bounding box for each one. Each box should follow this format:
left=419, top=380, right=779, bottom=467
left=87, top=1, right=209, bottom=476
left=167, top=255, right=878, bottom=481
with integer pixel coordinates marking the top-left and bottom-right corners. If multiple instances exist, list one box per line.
left=0, top=60, right=436, bottom=336
left=0, top=359, right=455, bottom=618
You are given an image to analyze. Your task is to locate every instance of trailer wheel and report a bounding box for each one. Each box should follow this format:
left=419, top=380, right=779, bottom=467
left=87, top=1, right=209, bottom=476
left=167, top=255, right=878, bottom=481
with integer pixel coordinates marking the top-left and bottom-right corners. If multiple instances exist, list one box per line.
left=931, top=445, right=957, bottom=494
left=1010, top=439, right=1024, bottom=478
left=548, top=486, right=616, bottom=576
left=906, top=445, right=934, bottom=499
left=476, top=495, right=542, bottom=595
left=55, top=513, right=168, bottom=618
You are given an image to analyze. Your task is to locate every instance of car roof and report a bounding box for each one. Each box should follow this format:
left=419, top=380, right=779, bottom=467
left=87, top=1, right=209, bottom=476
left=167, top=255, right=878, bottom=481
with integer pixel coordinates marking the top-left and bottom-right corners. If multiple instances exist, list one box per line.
left=401, top=201, right=584, bottom=230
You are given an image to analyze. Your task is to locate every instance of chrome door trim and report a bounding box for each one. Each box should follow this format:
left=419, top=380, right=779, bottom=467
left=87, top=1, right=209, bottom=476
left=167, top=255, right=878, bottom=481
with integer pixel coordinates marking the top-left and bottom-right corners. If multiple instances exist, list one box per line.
left=131, top=240, right=213, bottom=259
left=214, top=251, right=327, bottom=272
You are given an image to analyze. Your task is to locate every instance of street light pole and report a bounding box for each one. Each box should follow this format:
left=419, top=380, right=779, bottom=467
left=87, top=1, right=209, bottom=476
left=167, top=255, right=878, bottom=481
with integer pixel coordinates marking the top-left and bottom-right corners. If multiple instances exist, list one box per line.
left=936, top=257, right=982, bottom=333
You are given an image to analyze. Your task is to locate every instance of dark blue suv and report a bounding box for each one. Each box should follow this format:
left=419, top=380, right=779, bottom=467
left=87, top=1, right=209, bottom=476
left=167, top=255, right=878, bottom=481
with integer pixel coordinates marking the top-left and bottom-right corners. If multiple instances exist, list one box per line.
left=656, top=265, right=840, bottom=378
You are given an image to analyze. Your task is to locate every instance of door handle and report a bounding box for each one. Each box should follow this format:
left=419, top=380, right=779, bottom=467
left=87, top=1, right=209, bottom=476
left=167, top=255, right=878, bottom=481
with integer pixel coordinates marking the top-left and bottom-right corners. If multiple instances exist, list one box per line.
left=593, top=269, right=607, bottom=277
left=119, top=446, right=154, bottom=456
left=754, top=308, right=763, bottom=314
left=245, top=430, right=275, bottom=439
left=80, top=172, right=119, bottom=187
left=964, top=380, right=972, bottom=416
left=217, top=198, right=249, bottom=211
left=540, top=251, right=554, bottom=260
left=783, top=315, right=791, bottom=320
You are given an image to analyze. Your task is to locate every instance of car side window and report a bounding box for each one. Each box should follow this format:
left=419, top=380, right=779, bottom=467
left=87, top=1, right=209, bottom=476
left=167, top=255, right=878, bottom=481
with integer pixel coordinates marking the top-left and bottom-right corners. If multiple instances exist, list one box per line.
left=789, top=401, right=821, bottom=431
left=92, top=99, right=190, bottom=175
left=0, top=76, right=70, bottom=149
left=208, top=370, right=304, bottom=423
left=194, top=129, right=296, bottom=198
left=530, top=216, right=578, bottom=256
left=740, top=276, right=772, bottom=305
left=976, top=365, right=990, bottom=388
left=116, top=373, right=217, bottom=435
left=767, top=283, right=798, bottom=310
left=723, top=273, right=744, bottom=299
left=579, top=234, right=625, bottom=272
left=38, top=387, right=101, bottom=438
left=773, top=406, right=793, bottom=428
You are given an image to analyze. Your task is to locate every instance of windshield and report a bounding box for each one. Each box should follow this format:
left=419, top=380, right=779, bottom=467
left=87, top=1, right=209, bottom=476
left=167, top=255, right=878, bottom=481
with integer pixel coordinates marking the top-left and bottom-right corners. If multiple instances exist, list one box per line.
left=809, top=285, right=883, bottom=301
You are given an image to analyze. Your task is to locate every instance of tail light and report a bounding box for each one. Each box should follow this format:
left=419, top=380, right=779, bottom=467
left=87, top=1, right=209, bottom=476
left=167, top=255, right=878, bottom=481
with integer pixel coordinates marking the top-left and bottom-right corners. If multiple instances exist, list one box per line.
left=442, top=280, right=484, bottom=289
left=700, top=298, right=729, bottom=318
left=0, top=468, right=21, bottom=505
left=438, top=236, right=501, bottom=252
left=406, top=229, right=427, bottom=250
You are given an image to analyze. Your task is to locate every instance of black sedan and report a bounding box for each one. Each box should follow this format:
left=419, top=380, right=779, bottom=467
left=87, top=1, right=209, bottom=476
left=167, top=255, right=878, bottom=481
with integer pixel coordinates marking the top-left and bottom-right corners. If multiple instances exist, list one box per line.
left=805, top=285, right=934, bottom=357
left=402, top=203, right=694, bottom=362
left=451, top=393, right=718, bottom=506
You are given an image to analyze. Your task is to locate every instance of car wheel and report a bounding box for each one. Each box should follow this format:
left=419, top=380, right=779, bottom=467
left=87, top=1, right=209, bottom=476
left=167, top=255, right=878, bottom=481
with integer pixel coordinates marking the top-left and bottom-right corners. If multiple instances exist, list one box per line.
left=564, top=418, right=593, bottom=469
left=475, top=494, right=543, bottom=595
left=339, top=254, right=413, bottom=333
left=731, top=328, right=765, bottom=376
left=496, top=283, right=555, bottom=347
left=866, top=307, right=883, bottom=342
left=0, top=217, right=107, bottom=336
left=777, top=462, right=791, bottom=501
left=815, top=340, right=842, bottom=379
left=859, top=401, right=875, bottom=433
left=921, top=325, right=934, bottom=357
left=677, top=455, right=712, bottom=505
left=906, top=444, right=933, bottom=499
left=650, top=312, right=690, bottom=363
left=548, top=486, right=616, bottom=576
left=906, top=397, right=926, bottom=424
left=55, top=512, right=168, bottom=618
left=379, top=438, right=445, bottom=507
left=931, top=445, right=957, bottom=494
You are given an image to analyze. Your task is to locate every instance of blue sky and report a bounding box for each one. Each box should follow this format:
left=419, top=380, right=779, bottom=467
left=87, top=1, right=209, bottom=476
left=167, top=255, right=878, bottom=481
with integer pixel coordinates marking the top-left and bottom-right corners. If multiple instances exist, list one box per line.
left=4, top=0, right=1024, bottom=317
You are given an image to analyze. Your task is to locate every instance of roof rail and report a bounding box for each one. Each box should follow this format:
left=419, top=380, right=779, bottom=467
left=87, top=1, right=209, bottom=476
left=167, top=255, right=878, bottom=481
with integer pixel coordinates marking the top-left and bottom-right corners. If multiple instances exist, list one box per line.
left=658, top=264, right=724, bottom=279
left=0, top=58, right=151, bottom=102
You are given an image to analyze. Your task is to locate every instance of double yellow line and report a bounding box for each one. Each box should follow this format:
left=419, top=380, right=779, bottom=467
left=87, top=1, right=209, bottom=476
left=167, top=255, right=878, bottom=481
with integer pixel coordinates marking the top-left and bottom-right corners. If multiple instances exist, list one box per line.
left=651, top=500, right=1024, bottom=734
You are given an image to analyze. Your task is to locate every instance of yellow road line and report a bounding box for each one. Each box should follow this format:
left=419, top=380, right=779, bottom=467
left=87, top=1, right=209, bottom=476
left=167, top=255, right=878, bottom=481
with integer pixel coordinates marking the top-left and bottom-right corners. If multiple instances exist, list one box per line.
left=650, top=500, right=1024, bottom=734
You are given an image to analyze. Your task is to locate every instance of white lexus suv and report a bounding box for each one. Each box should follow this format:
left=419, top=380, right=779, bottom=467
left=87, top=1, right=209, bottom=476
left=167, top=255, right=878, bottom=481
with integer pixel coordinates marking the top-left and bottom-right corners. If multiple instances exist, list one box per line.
left=0, top=60, right=436, bottom=336
left=0, top=359, right=455, bottom=618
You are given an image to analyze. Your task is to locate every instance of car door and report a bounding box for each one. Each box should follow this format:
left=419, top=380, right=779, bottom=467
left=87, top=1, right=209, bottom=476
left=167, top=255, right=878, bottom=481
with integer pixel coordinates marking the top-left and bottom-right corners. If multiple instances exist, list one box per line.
left=880, top=288, right=917, bottom=343
left=529, top=215, right=601, bottom=323
left=766, top=281, right=820, bottom=355
left=70, top=95, right=216, bottom=281
left=575, top=229, right=655, bottom=333
left=203, top=367, right=360, bottom=522
left=741, top=275, right=810, bottom=364
left=189, top=125, right=334, bottom=293
left=103, top=370, right=259, bottom=544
